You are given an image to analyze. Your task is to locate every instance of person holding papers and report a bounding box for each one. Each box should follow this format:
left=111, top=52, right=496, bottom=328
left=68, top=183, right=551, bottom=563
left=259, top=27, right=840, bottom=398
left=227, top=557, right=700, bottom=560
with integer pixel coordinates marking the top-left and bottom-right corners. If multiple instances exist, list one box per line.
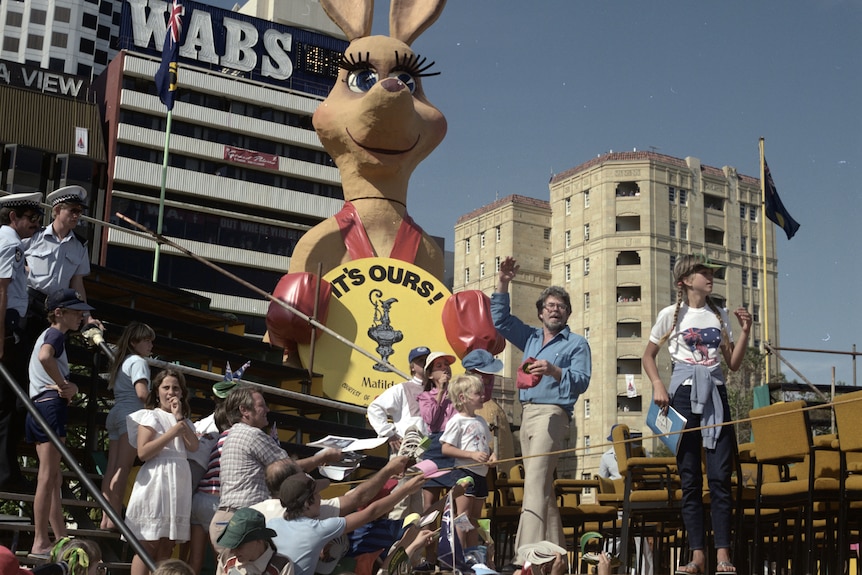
left=642, top=254, right=751, bottom=575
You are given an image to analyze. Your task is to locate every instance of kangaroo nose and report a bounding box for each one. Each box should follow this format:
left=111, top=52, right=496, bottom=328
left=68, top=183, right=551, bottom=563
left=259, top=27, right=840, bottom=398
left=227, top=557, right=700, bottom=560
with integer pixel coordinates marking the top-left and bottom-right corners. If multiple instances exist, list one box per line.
left=378, top=77, right=406, bottom=92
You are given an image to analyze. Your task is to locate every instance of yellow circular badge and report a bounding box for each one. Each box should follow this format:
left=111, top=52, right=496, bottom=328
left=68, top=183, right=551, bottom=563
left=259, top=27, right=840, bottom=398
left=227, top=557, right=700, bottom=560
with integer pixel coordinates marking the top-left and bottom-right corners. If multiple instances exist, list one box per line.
left=299, top=258, right=456, bottom=406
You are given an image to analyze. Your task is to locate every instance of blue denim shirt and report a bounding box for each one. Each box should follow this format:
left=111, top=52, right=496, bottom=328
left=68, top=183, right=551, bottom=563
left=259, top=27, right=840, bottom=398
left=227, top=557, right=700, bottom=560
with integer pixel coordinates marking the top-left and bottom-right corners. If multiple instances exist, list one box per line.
left=491, top=292, right=591, bottom=416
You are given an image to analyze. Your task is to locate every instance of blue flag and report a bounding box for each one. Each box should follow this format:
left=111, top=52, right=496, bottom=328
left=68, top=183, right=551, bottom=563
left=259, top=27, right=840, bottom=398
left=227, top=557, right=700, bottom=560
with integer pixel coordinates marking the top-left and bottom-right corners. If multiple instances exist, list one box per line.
left=154, top=0, right=184, bottom=110
left=763, top=158, right=800, bottom=240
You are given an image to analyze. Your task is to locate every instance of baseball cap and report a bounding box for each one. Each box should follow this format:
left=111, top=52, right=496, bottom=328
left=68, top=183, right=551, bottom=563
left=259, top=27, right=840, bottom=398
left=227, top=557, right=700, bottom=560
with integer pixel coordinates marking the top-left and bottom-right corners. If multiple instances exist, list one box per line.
left=424, top=351, right=455, bottom=371
left=409, top=459, right=450, bottom=479
left=462, top=349, right=503, bottom=374
left=45, top=288, right=95, bottom=312
left=408, top=346, right=431, bottom=364
left=279, top=473, right=330, bottom=510
left=216, top=507, right=276, bottom=549
left=673, top=253, right=724, bottom=283
left=607, top=424, right=620, bottom=442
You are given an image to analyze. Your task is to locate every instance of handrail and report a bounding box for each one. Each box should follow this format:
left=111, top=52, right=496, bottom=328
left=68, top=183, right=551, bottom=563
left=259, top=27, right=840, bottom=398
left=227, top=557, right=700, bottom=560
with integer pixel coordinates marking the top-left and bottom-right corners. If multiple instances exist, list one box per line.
left=0, top=363, right=157, bottom=572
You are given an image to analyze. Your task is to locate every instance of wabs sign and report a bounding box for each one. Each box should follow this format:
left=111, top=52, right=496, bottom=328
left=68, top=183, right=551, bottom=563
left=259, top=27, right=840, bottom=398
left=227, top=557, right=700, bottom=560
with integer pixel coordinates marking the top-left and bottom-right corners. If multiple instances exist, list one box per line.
left=120, top=0, right=346, bottom=94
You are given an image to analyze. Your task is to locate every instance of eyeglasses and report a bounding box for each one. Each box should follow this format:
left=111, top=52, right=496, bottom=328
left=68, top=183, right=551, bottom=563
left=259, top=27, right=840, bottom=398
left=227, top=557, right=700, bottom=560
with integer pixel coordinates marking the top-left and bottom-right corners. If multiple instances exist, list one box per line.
left=21, top=212, right=41, bottom=223
left=543, top=303, right=568, bottom=312
left=66, top=207, right=84, bottom=216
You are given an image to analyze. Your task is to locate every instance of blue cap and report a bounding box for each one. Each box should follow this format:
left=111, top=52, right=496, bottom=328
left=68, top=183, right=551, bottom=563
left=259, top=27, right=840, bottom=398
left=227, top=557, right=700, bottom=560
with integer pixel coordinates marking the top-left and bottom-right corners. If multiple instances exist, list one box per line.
left=45, top=288, right=94, bottom=312
left=462, top=349, right=503, bottom=374
left=408, top=346, right=431, bottom=364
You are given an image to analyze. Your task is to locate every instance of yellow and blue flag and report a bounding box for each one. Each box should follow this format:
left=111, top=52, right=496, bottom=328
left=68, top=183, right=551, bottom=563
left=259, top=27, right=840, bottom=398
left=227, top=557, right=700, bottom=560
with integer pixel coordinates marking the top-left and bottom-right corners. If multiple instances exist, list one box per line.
left=764, top=158, right=800, bottom=240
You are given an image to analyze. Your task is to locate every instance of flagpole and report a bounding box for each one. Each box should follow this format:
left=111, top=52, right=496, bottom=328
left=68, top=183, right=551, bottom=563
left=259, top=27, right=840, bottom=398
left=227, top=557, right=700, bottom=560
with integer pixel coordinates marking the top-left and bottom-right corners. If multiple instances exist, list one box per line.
left=759, top=137, right=771, bottom=380
left=153, top=108, right=173, bottom=282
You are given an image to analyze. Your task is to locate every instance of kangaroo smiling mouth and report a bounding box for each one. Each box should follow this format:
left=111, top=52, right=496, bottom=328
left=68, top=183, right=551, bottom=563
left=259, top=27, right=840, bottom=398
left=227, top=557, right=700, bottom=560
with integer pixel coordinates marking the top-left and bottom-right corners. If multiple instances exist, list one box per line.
left=347, top=128, right=419, bottom=155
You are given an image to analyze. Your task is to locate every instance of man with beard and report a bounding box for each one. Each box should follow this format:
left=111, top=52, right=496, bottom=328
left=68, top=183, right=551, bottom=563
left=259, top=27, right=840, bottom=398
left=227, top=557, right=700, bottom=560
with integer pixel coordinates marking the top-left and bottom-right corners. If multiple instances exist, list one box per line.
left=491, top=256, right=591, bottom=562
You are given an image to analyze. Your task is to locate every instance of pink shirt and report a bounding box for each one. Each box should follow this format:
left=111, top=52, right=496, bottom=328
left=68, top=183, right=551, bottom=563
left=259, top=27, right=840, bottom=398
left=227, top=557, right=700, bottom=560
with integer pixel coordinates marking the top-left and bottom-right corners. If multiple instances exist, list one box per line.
left=418, top=389, right=457, bottom=433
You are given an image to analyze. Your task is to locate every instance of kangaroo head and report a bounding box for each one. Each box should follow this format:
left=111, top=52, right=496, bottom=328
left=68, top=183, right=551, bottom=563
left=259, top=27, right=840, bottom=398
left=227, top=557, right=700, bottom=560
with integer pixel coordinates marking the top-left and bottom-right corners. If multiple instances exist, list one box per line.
left=314, top=0, right=448, bottom=206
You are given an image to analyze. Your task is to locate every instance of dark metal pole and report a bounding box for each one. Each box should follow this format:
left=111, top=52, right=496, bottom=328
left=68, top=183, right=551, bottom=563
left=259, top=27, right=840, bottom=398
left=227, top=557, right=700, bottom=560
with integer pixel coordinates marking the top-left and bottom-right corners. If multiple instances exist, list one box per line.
left=0, top=363, right=156, bottom=572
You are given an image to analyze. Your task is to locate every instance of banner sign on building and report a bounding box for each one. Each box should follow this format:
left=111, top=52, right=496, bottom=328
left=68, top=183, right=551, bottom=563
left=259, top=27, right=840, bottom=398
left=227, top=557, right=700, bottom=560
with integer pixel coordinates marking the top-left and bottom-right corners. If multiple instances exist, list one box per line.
left=0, top=60, right=90, bottom=100
left=75, top=127, right=89, bottom=155
left=119, top=0, right=348, bottom=97
left=224, top=145, right=278, bottom=168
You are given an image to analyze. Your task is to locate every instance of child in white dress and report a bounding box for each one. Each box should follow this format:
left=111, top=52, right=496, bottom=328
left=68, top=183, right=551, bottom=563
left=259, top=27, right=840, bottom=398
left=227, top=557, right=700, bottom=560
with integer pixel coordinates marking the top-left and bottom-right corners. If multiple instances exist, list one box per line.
left=126, top=368, right=199, bottom=575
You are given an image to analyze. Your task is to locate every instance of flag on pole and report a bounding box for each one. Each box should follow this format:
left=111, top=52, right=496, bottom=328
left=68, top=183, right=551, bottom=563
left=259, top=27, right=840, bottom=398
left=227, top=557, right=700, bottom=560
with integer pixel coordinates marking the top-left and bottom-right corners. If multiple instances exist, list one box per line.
left=154, top=0, right=184, bottom=110
left=763, top=158, right=800, bottom=240
left=436, top=490, right=464, bottom=570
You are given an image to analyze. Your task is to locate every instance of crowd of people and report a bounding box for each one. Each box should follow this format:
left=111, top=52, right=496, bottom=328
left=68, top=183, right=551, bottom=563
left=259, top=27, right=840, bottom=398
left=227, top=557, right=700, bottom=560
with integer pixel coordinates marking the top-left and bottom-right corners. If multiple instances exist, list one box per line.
left=2, top=186, right=752, bottom=575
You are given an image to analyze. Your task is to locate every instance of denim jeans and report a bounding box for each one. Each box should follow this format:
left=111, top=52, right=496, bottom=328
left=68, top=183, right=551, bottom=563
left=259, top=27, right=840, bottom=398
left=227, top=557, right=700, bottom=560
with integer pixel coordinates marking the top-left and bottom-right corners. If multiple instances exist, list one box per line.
left=671, top=384, right=735, bottom=550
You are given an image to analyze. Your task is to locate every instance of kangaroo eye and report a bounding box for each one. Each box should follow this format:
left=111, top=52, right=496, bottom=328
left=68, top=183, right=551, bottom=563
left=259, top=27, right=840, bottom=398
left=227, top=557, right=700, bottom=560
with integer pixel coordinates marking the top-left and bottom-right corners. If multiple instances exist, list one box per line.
left=347, top=69, right=378, bottom=93
left=390, top=72, right=416, bottom=94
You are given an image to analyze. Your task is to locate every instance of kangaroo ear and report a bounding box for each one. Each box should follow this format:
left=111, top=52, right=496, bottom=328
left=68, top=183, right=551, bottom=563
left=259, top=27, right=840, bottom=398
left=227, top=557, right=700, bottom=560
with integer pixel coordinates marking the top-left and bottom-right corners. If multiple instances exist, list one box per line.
left=390, top=0, right=447, bottom=45
left=320, top=0, right=374, bottom=41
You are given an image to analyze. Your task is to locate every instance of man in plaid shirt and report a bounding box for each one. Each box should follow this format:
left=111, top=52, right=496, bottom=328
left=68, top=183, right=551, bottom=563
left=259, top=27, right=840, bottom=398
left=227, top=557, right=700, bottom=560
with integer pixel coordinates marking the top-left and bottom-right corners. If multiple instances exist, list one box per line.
left=209, top=385, right=340, bottom=548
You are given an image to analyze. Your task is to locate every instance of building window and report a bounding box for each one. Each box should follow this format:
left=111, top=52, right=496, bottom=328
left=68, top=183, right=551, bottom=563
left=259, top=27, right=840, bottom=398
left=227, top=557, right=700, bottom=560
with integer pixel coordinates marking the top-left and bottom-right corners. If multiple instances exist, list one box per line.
left=584, top=258, right=590, bottom=276
left=26, top=35, right=43, bottom=50
left=704, top=228, right=724, bottom=246
left=565, top=197, right=571, bottom=214
left=51, top=31, right=67, bottom=48
left=79, top=37, right=95, bottom=55
left=669, top=187, right=676, bottom=203
left=81, top=11, right=97, bottom=29
left=704, top=194, right=724, bottom=211
left=584, top=327, right=590, bottom=341
left=480, top=262, right=485, bottom=278
left=584, top=292, right=590, bottom=310
left=565, top=230, right=571, bottom=248
left=584, top=435, right=591, bottom=455
left=584, top=190, right=590, bottom=208
left=584, top=223, right=590, bottom=241
left=543, top=258, right=551, bottom=271
left=750, top=206, right=757, bottom=221
left=753, top=305, right=760, bottom=322
left=480, top=232, right=485, bottom=248
left=30, top=8, right=47, bottom=24
left=679, top=190, right=687, bottom=205
left=742, top=269, right=748, bottom=286
left=465, top=268, right=470, bottom=283
left=495, top=225, right=501, bottom=242
left=6, top=11, right=23, bottom=27
left=3, top=36, right=20, bottom=51
left=565, top=264, right=571, bottom=282
left=465, top=238, right=470, bottom=254
left=670, top=220, right=676, bottom=237
left=741, top=236, right=747, bottom=252
left=543, top=228, right=551, bottom=240
left=48, top=57, right=64, bottom=71
left=740, top=204, right=747, bottom=219
left=584, top=399, right=591, bottom=418
left=54, top=6, right=71, bottom=22
left=681, top=223, right=688, bottom=240
left=495, top=256, right=501, bottom=273
left=670, top=255, right=677, bottom=271
left=751, top=238, right=757, bottom=254
left=752, top=270, right=759, bottom=288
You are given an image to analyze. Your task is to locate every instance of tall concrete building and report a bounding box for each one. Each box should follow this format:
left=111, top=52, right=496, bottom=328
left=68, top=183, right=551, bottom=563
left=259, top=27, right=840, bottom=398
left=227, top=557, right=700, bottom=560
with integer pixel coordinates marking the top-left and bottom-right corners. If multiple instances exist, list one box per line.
left=454, top=151, right=779, bottom=476
left=2, top=0, right=350, bottom=335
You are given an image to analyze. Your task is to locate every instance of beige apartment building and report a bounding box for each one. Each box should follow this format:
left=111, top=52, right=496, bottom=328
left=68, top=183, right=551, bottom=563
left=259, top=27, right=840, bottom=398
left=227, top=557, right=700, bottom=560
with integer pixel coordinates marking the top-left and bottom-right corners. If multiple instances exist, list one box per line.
left=453, top=151, right=779, bottom=478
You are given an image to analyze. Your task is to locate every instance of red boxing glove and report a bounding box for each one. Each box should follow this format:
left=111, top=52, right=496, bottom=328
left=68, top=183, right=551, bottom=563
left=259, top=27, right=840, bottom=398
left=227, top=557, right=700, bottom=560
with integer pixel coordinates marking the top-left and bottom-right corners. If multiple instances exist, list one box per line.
left=266, top=273, right=332, bottom=348
left=442, top=290, right=506, bottom=357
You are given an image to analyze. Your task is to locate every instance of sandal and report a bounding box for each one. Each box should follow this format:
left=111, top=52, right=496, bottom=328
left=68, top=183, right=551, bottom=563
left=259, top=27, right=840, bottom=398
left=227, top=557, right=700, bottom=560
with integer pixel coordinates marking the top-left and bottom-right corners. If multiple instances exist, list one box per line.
left=675, top=562, right=704, bottom=575
left=716, top=561, right=737, bottom=574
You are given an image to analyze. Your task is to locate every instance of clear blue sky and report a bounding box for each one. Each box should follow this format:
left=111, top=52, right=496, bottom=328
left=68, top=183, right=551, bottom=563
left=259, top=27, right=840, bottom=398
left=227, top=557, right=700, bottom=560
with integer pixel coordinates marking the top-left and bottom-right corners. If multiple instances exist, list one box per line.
left=225, top=0, right=862, bottom=386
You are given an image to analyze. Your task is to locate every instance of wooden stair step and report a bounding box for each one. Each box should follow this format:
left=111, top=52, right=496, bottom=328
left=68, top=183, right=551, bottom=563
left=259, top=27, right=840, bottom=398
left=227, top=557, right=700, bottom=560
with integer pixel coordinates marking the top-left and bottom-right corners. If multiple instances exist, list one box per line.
left=0, top=521, right=122, bottom=539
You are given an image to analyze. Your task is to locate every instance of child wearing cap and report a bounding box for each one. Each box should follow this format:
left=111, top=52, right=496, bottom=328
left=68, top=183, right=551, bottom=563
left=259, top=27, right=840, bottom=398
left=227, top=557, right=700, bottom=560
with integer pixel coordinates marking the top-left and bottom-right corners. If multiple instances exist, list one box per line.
left=417, top=351, right=458, bottom=510
left=25, top=288, right=93, bottom=555
left=216, top=507, right=292, bottom=575
left=268, top=471, right=426, bottom=575
left=643, top=254, right=751, bottom=575
left=100, top=321, right=155, bottom=531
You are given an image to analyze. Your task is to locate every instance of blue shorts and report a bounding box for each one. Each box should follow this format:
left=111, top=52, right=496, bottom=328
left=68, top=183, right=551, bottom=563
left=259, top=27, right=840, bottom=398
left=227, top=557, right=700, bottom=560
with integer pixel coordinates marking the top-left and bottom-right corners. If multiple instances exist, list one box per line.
left=449, top=469, right=489, bottom=498
left=25, top=391, right=67, bottom=444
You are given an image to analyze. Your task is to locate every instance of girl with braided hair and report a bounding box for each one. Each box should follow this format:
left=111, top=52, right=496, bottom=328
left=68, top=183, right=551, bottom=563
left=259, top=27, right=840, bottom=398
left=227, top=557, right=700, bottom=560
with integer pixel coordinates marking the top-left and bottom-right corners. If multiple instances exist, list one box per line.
left=643, top=254, right=751, bottom=575
left=48, top=537, right=103, bottom=575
